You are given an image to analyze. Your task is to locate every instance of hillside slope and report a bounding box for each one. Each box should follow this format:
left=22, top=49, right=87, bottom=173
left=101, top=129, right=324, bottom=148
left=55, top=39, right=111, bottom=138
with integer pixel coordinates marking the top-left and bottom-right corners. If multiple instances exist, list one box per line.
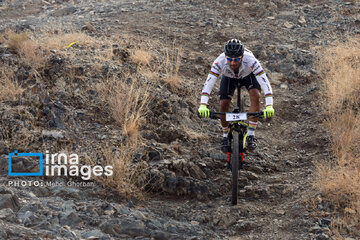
left=0, top=0, right=359, bottom=239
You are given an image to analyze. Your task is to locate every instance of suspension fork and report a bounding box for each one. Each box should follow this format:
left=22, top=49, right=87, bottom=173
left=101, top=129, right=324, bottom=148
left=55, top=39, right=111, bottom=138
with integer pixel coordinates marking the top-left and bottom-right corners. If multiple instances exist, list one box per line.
left=227, top=123, right=247, bottom=169
left=227, top=147, right=245, bottom=169
left=227, top=131, right=246, bottom=163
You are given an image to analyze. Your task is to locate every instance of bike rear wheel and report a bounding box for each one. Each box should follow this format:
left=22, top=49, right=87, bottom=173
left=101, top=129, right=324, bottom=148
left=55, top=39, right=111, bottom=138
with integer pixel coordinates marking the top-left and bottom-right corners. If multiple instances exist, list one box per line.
left=231, top=131, right=239, bottom=205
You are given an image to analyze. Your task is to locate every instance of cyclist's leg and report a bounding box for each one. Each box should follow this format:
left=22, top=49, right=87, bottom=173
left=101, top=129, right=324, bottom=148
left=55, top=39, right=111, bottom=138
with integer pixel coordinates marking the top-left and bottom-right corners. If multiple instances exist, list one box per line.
left=219, top=76, right=236, bottom=153
left=219, top=76, right=236, bottom=131
left=249, top=88, right=261, bottom=119
left=220, top=99, right=231, bottom=129
left=241, top=73, right=261, bottom=122
left=241, top=74, right=261, bottom=150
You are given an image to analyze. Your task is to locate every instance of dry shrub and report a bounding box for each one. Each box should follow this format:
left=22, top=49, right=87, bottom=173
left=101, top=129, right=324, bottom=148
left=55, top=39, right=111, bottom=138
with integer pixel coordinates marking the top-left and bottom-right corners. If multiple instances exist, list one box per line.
left=109, top=78, right=148, bottom=140
left=5, top=30, right=29, bottom=52
left=317, top=37, right=360, bottom=114
left=314, top=37, right=360, bottom=236
left=134, top=41, right=183, bottom=91
left=5, top=30, right=46, bottom=70
left=90, top=73, right=151, bottom=197
left=97, top=75, right=149, bottom=141
left=163, top=44, right=183, bottom=90
left=163, top=74, right=181, bottom=90
left=326, top=111, right=360, bottom=160
left=183, top=127, right=207, bottom=141
left=93, top=45, right=114, bottom=63
left=17, top=39, right=46, bottom=70
left=130, top=49, right=152, bottom=65
left=316, top=110, right=360, bottom=209
left=40, top=31, right=95, bottom=50
left=142, top=68, right=157, bottom=80
left=0, top=69, right=23, bottom=101
left=89, top=142, right=147, bottom=198
left=88, top=73, right=150, bottom=197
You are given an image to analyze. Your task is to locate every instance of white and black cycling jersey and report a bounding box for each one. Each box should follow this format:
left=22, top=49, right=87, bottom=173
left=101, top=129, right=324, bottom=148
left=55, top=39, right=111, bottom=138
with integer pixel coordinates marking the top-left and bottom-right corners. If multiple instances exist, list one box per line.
left=201, top=50, right=273, bottom=106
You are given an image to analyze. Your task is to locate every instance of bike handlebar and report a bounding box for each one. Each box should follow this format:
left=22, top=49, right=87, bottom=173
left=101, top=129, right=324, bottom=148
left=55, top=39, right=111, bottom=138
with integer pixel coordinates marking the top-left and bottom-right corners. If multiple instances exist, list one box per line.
left=208, top=111, right=264, bottom=119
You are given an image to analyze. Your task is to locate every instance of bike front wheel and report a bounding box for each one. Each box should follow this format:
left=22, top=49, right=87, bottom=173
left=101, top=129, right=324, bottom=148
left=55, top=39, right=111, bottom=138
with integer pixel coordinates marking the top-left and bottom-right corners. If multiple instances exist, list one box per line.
left=231, top=131, right=239, bottom=205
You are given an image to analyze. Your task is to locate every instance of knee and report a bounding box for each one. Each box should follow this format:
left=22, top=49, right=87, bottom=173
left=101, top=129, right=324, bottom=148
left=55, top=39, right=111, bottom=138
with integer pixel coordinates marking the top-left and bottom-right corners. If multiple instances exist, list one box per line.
left=220, top=100, right=231, bottom=110
left=249, top=90, right=260, bottom=101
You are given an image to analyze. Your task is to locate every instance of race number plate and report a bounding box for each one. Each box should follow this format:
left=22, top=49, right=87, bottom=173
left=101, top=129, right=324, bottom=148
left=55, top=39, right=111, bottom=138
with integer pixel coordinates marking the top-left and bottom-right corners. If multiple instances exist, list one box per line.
left=226, top=113, right=247, bottom=121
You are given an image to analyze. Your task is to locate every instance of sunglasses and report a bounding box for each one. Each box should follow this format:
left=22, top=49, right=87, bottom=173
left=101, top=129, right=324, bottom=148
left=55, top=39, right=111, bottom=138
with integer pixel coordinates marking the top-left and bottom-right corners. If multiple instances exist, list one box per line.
left=226, top=57, right=242, bottom=62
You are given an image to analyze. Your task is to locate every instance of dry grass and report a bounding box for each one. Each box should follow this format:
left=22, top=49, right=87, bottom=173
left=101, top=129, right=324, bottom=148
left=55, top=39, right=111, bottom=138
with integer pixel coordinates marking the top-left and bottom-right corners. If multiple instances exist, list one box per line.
left=130, top=49, right=152, bottom=65
left=314, top=37, right=360, bottom=237
left=109, top=77, right=148, bottom=141
left=0, top=69, right=24, bottom=101
left=17, top=39, right=46, bottom=70
left=142, top=68, right=157, bottom=80
left=163, top=44, right=183, bottom=90
left=4, top=30, right=29, bottom=51
left=326, top=111, right=360, bottom=160
left=163, top=74, right=181, bottom=90
left=317, top=37, right=360, bottom=114
left=88, top=142, right=147, bottom=198
left=5, top=30, right=97, bottom=70
left=131, top=41, right=183, bottom=91
left=183, top=127, right=207, bottom=141
left=4, top=30, right=46, bottom=70
left=97, top=74, right=149, bottom=141
left=39, top=31, right=95, bottom=50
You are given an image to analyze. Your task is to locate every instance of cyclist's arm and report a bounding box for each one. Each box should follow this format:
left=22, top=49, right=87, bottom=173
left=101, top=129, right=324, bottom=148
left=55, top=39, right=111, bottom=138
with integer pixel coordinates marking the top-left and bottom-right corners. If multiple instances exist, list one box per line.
left=251, top=60, right=273, bottom=106
left=200, top=59, right=222, bottom=105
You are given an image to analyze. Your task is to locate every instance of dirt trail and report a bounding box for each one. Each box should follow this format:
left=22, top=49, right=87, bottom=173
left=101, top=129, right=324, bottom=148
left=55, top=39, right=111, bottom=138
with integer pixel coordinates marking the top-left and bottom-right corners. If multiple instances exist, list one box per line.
left=145, top=78, right=327, bottom=239
left=112, top=1, right=331, bottom=238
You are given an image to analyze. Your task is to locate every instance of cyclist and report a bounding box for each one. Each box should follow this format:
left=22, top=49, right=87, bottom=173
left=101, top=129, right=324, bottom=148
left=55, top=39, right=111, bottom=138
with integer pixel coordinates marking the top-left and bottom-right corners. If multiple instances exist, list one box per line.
left=198, top=39, right=274, bottom=152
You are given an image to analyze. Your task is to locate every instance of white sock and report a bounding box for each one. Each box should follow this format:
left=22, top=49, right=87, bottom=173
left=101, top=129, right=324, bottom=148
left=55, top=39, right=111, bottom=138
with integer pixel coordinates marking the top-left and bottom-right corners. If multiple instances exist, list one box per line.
left=223, top=127, right=229, bottom=137
left=248, top=121, right=257, bottom=136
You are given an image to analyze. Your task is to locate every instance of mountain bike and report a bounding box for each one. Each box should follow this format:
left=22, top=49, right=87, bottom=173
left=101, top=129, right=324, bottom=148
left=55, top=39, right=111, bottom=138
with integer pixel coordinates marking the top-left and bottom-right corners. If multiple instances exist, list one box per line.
left=203, top=84, right=263, bottom=205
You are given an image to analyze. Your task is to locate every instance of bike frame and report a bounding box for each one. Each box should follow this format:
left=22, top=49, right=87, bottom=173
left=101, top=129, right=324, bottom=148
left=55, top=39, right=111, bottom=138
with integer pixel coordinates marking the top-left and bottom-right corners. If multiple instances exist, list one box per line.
left=208, top=82, right=263, bottom=205
left=211, top=83, right=256, bottom=163
left=227, top=83, right=248, bottom=169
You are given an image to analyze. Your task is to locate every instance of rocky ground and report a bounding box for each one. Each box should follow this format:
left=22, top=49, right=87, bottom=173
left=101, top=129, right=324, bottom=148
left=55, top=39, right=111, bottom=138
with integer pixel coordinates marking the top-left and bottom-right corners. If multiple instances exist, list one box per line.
left=0, top=0, right=359, bottom=239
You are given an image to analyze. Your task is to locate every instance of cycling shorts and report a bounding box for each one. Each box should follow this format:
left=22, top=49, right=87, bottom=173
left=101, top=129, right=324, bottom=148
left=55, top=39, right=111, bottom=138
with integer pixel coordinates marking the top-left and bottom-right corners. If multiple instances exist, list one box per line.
left=219, top=73, right=261, bottom=100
